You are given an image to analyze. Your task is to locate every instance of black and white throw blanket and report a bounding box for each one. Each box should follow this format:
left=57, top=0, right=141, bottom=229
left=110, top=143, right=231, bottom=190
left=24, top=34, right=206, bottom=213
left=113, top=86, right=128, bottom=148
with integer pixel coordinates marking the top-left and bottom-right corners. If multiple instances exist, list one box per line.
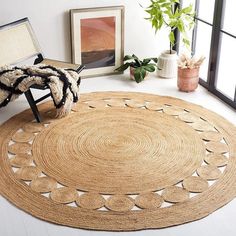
left=0, top=64, right=81, bottom=118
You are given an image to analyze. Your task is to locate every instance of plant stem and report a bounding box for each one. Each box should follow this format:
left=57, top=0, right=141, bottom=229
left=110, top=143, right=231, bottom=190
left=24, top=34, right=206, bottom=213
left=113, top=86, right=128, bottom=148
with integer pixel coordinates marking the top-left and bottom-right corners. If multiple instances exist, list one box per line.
left=170, top=41, right=172, bottom=54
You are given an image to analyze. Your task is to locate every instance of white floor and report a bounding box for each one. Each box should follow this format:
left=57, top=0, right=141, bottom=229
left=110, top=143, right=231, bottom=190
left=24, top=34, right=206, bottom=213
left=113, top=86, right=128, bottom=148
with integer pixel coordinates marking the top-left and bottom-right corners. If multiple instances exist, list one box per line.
left=0, top=73, right=236, bottom=236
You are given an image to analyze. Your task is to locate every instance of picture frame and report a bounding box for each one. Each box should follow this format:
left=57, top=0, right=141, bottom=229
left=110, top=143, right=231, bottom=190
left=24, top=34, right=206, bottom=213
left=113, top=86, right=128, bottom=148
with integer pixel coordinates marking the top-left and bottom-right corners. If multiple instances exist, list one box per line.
left=70, top=6, right=125, bottom=78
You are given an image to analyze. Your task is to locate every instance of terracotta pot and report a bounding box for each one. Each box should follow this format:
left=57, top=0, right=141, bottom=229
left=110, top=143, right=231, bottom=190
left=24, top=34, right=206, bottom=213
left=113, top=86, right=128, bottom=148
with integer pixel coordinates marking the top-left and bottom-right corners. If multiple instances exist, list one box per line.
left=177, top=67, right=200, bottom=92
left=130, top=67, right=148, bottom=81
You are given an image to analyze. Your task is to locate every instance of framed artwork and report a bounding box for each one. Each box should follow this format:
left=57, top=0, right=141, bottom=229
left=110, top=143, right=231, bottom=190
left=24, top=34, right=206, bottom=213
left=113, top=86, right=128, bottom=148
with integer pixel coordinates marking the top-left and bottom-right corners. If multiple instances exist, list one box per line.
left=70, top=6, right=125, bottom=77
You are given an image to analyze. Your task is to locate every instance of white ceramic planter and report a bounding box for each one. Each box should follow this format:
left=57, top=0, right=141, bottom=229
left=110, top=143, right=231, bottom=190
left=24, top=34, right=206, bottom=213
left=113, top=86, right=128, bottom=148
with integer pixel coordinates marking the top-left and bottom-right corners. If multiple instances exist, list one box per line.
left=157, top=50, right=178, bottom=78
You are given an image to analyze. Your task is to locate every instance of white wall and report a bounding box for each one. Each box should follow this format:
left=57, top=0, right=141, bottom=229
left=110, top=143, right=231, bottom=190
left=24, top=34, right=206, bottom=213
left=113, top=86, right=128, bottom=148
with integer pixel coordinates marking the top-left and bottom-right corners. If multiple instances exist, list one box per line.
left=0, top=0, right=169, bottom=62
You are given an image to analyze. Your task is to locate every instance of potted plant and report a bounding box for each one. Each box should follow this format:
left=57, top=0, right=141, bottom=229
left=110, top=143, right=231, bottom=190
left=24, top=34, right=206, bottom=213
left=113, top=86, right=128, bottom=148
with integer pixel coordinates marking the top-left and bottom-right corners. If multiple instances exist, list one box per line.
left=178, top=54, right=205, bottom=92
left=115, top=54, right=158, bottom=83
left=144, top=0, right=195, bottom=78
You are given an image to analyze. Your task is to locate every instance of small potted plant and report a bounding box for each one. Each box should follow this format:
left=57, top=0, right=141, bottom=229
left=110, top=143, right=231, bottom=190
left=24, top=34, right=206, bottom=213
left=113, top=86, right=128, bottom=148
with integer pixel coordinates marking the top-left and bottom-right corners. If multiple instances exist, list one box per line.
left=115, top=54, right=158, bottom=83
left=144, top=0, right=195, bottom=78
left=178, top=54, right=205, bottom=92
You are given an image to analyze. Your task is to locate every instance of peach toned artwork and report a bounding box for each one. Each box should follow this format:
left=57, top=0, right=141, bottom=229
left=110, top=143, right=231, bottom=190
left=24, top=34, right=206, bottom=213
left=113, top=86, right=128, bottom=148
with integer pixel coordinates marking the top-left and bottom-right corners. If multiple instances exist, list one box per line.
left=81, top=17, right=116, bottom=69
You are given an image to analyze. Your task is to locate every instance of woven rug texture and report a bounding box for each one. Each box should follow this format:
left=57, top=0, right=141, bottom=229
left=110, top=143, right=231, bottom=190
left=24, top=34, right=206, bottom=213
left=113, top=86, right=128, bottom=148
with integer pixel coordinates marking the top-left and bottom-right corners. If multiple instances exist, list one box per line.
left=0, top=92, right=236, bottom=231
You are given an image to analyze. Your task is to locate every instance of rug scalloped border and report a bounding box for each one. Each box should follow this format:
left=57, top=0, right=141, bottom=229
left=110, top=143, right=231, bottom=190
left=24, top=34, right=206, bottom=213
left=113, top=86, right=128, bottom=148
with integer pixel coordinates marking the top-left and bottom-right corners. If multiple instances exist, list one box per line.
left=0, top=91, right=236, bottom=231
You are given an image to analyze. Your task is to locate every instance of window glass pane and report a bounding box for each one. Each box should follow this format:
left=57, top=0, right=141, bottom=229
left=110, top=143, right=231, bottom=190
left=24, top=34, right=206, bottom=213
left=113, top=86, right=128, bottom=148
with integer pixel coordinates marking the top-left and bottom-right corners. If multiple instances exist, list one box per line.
left=198, top=0, right=215, bottom=24
left=223, top=0, right=236, bottom=35
left=216, top=33, right=236, bottom=99
left=194, top=21, right=212, bottom=81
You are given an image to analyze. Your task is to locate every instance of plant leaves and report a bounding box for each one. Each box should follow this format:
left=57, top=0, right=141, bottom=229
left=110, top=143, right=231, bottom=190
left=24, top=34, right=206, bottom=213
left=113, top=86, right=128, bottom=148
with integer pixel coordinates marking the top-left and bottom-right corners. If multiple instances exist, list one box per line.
left=134, top=59, right=142, bottom=67
left=183, top=38, right=191, bottom=48
left=134, top=67, right=146, bottom=83
left=134, top=68, right=142, bottom=83
left=181, top=5, right=193, bottom=14
left=151, top=57, right=158, bottom=63
left=115, top=63, right=131, bottom=72
left=141, top=68, right=147, bottom=79
left=143, top=65, right=156, bottom=72
left=131, top=54, right=139, bottom=60
left=169, top=31, right=175, bottom=46
left=143, top=58, right=158, bottom=65
left=143, top=59, right=151, bottom=65
left=143, top=0, right=195, bottom=50
left=123, top=55, right=135, bottom=61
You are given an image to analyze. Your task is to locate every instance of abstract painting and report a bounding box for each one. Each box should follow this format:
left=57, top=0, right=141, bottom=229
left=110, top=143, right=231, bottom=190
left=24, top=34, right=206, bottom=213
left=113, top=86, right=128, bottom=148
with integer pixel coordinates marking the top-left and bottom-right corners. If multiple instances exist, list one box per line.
left=71, top=6, right=124, bottom=77
left=81, top=17, right=116, bottom=69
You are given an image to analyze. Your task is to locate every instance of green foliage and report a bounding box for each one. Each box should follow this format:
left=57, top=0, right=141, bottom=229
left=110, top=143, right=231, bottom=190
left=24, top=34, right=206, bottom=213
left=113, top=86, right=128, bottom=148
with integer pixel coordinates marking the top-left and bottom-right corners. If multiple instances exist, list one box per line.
left=115, top=54, right=158, bottom=83
left=144, top=0, right=195, bottom=53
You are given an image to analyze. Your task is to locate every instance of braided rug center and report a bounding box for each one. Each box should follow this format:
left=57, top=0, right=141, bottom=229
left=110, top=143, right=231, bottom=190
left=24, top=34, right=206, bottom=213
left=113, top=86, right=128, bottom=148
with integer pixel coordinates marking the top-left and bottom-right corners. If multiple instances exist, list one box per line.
left=33, top=109, right=204, bottom=194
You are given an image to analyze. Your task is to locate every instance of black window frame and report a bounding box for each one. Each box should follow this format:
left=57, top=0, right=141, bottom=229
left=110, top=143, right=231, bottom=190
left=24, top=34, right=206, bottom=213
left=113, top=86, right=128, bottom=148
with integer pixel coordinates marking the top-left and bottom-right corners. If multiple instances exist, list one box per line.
left=191, top=0, right=236, bottom=109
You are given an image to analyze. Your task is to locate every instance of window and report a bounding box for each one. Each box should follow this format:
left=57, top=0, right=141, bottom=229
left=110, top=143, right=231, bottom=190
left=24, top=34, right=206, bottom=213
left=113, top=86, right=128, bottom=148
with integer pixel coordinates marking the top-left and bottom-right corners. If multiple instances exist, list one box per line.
left=180, top=0, right=236, bottom=109
left=216, top=34, right=236, bottom=99
left=194, top=21, right=212, bottom=81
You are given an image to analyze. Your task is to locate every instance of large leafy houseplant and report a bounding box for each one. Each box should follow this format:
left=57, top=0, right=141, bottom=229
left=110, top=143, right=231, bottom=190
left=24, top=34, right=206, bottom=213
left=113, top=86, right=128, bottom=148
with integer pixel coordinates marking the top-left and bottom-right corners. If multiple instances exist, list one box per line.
left=115, top=54, right=158, bottom=83
left=145, top=0, right=195, bottom=53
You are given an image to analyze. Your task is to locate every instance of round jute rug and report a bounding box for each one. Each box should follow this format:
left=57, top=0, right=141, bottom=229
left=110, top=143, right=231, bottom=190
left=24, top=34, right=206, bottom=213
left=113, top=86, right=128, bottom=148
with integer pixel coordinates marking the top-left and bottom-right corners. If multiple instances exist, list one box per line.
left=0, top=92, right=236, bottom=231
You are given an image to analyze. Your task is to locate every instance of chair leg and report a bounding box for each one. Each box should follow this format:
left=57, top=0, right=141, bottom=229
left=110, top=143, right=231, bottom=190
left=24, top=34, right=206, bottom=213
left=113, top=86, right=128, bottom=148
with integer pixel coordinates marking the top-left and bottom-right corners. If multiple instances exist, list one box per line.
left=24, top=89, right=42, bottom=123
